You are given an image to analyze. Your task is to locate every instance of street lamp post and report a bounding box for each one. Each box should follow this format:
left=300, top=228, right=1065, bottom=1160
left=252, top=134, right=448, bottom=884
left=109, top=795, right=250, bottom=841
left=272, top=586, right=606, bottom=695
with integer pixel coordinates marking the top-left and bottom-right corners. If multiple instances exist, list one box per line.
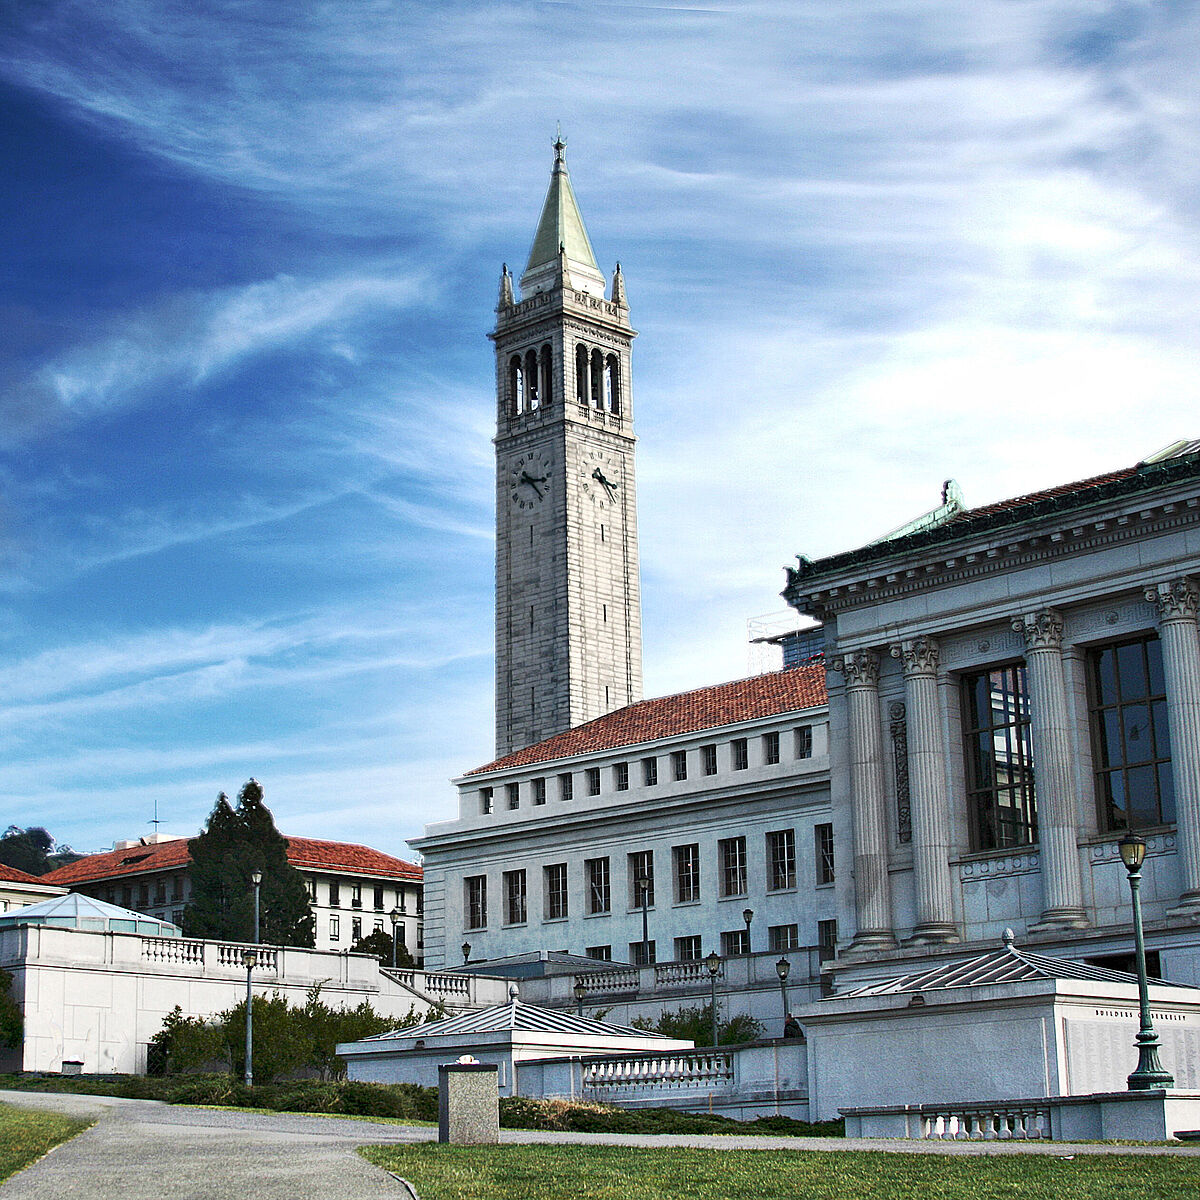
left=706, top=950, right=721, bottom=1048
left=462, top=942, right=471, bottom=965
left=775, top=956, right=791, bottom=1033
left=250, top=869, right=263, bottom=943
left=389, top=906, right=402, bottom=968
left=242, top=948, right=258, bottom=1086
left=636, top=876, right=651, bottom=964
left=742, top=907, right=754, bottom=953
left=1118, top=833, right=1174, bottom=1090
left=573, top=977, right=587, bottom=1017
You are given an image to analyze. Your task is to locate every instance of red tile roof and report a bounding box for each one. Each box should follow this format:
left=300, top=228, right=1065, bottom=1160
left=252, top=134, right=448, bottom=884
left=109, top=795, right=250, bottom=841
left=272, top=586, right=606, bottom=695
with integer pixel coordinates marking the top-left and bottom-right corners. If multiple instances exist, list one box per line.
left=469, top=664, right=827, bottom=775
left=0, top=862, right=52, bottom=886
left=43, top=836, right=421, bottom=886
left=949, top=466, right=1137, bottom=524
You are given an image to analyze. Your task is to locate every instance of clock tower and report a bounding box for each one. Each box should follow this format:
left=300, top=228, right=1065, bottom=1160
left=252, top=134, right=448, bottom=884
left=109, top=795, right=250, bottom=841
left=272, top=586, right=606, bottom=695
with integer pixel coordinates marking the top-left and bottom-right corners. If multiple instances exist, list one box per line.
left=491, top=138, right=643, bottom=755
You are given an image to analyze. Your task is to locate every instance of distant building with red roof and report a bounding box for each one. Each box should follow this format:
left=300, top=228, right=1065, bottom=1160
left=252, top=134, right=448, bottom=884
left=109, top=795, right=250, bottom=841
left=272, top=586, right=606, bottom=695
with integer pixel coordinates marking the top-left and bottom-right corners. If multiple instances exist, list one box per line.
left=44, top=833, right=423, bottom=960
left=0, top=862, right=66, bottom=914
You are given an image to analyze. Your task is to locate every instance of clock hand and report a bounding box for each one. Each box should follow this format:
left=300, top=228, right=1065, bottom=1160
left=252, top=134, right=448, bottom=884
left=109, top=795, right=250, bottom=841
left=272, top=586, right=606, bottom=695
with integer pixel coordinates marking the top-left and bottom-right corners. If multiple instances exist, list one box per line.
left=519, top=471, right=544, bottom=498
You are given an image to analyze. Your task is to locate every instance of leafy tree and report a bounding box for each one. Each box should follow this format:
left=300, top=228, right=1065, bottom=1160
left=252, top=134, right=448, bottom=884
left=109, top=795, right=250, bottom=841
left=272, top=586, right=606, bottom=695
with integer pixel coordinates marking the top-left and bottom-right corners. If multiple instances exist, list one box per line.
left=183, top=780, right=315, bottom=947
left=0, top=969, right=21, bottom=1050
left=630, top=1003, right=764, bottom=1047
left=0, top=826, right=80, bottom=876
left=349, top=927, right=414, bottom=969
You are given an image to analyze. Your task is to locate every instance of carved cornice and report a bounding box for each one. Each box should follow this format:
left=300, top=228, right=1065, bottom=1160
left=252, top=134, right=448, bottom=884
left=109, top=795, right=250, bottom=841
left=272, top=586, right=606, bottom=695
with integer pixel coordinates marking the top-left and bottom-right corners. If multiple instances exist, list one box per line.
left=1144, top=577, right=1200, bottom=622
left=890, top=636, right=940, bottom=677
left=830, top=650, right=879, bottom=688
left=1012, top=608, right=1064, bottom=651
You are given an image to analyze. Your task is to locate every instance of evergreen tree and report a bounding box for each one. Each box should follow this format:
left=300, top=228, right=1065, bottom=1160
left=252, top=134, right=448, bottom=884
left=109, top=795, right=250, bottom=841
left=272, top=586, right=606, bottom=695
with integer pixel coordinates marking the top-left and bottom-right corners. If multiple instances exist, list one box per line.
left=0, top=826, right=77, bottom=875
left=182, top=780, right=315, bottom=947
left=350, top=926, right=414, bottom=968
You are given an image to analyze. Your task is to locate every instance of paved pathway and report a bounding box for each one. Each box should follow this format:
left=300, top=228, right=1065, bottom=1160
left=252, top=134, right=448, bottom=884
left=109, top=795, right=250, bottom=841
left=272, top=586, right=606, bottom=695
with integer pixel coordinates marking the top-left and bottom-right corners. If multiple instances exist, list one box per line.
left=3, top=1091, right=1199, bottom=1199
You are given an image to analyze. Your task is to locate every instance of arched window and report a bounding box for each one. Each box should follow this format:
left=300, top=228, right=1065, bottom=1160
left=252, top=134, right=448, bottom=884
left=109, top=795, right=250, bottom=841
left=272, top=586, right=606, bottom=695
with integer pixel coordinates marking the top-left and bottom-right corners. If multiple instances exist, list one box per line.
left=539, top=345, right=553, bottom=408
left=590, top=348, right=604, bottom=410
left=509, top=355, right=525, bottom=415
left=525, top=349, right=539, bottom=410
left=576, top=344, right=589, bottom=406
left=604, top=354, right=621, bottom=415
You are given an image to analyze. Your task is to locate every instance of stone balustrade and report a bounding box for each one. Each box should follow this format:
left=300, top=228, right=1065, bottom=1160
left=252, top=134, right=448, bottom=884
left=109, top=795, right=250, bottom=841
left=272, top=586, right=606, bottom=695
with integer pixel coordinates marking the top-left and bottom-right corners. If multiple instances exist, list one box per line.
left=582, top=1049, right=734, bottom=1091
left=921, top=1102, right=1052, bottom=1140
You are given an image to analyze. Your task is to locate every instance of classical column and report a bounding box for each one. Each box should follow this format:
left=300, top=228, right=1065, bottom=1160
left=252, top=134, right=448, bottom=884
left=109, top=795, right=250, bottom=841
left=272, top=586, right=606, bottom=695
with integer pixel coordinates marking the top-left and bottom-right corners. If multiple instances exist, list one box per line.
left=832, top=651, right=897, bottom=950
left=891, top=637, right=958, bottom=942
left=1012, top=610, right=1088, bottom=929
left=1144, top=578, right=1200, bottom=910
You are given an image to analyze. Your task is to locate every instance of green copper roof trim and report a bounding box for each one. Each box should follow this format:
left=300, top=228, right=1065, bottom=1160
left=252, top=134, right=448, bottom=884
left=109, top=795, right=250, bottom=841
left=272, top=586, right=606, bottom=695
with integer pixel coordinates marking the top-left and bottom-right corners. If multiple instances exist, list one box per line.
left=785, top=450, right=1200, bottom=595
left=524, top=137, right=600, bottom=277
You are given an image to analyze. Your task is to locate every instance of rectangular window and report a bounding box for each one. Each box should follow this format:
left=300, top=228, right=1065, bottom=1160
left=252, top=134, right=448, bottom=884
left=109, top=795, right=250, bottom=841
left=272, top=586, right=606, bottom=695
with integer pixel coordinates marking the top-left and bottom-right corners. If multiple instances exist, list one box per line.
left=503, top=870, right=527, bottom=925
left=506, top=782, right=520, bottom=810
left=305, top=878, right=316, bottom=901
left=465, top=876, right=487, bottom=930
left=373, top=885, right=384, bottom=910
left=139, top=884, right=149, bottom=905
left=351, top=882, right=362, bottom=908
left=815, top=823, right=835, bottom=885
left=767, top=829, right=797, bottom=891
left=675, top=934, right=702, bottom=961
left=544, top=863, right=568, bottom=920
left=586, top=945, right=612, bottom=961
left=795, top=725, right=813, bottom=759
left=586, top=857, right=611, bottom=914
left=329, top=915, right=340, bottom=942
left=373, top=919, right=383, bottom=933
left=629, top=850, right=654, bottom=908
left=763, top=730, right=781, bottom=765
left=1089, top=634, right=1174, bottom=832
left=614, top=762, right=630, bottom=791
left=963, top=663, right=1038, bottom=850
left=769, top=923, right=800, bottom=951
left=532, top=777, right=546, bottom=806
left=351, top=916, right=362, bottom=941
left=721, top=929, right=750, bottom=956
left=673, top=843, right=701, bottom=903
left=329, top=881, right=341, bottom=907
left=672, top=750, right=688, bottom=781
left=480, top=786, right=494, bottom=814
left=629, top=940, right=657, bottom=965
left=702, top=744, right=718, bottom=775
left=719, top=836, right=747, bottom=897
left=732, top=738, right=749, bottom=770
left=586, top=767, right=602, bottom=796
left=817, top=918, right=838, bottom=962
left=642, top=756, right=658, bottom=786
left=559, top=773, right=574, bottom=802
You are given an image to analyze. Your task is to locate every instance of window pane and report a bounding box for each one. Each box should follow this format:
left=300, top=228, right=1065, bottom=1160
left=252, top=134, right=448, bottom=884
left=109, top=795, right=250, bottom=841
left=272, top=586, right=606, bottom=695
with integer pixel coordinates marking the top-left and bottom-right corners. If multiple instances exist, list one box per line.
left=1093, top=647, right=1117, bottom=705
left=1116, top=640, right=1148, bottom=699
left=1126, top=765, right=1158, bottom=829
left=1158, top=763, right=1177, bottom=825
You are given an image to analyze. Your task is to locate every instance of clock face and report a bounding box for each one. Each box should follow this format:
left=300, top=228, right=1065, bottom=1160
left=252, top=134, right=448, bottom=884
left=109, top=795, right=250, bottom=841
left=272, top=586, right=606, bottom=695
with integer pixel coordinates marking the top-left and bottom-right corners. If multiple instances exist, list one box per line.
left=509, top=450, right=553, bottom=509
left=581, top=449, right=621, bottom=507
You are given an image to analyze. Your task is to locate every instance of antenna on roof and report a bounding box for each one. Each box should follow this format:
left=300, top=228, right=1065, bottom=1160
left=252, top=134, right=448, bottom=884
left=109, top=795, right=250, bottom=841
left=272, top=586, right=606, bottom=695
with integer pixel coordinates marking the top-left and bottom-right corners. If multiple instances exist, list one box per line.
left=150, top=795, right=160, bottom=833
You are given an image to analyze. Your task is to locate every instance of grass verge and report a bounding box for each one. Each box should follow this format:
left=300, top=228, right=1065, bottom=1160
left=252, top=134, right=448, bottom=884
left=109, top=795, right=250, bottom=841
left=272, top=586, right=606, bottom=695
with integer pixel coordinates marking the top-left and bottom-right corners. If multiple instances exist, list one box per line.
left=0, top=1101, right=93, bottom=1184
left=359, top=1143, right=1200, bottom=1200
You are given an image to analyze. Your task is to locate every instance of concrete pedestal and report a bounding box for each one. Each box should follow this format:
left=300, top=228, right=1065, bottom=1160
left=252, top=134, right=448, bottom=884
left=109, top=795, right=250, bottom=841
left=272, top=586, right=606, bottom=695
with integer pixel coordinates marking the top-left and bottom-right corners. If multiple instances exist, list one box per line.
left=438, top=1062, right=500, bottom=1144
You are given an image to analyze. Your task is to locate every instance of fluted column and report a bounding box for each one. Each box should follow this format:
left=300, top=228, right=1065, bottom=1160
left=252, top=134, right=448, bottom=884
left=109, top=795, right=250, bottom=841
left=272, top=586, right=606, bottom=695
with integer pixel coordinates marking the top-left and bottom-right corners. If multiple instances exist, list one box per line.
left=1012, top=610, right=1088, bottom=929
left=832, top=651, right=896, bottom=950
left=891, top=637, right=958, bottom=942
left=1145, top=578, right=1200, bottom=908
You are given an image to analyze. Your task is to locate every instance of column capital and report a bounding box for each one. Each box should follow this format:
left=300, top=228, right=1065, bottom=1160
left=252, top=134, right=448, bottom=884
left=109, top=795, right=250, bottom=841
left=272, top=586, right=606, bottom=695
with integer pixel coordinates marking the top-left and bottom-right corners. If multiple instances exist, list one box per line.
left=890, top=636, right=940, bottom=677
left=1144, top=577, right=1200, bottom=623
left=831, top=650, right=880, bottom=688
left=1013, top=608, right=1064, bottom=651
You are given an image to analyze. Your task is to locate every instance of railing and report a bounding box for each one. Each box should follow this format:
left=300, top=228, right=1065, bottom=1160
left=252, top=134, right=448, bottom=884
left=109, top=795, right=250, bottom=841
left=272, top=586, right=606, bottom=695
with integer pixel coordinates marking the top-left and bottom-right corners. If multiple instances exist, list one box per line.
left=920, top=1102, right=1051, bottom=1140
left=583, top=1050, right=735, bottom=1091
left=141, top=937, right=204, bottom=965
left=576, top=967, right=640, bottom=995
left=654, top=960, right=724, bottom=986
left=215, top=943, right=278, bottom=971
left=423, top=972, right=471, bottom=1000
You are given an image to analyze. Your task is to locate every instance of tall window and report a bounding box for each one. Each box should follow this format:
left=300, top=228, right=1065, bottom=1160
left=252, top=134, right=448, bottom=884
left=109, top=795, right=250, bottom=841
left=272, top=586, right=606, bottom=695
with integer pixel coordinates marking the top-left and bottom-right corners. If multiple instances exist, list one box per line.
left=642, top=757, right=658, bottom=786
left=480, top=787, right=493, bottom=814
left=763, top=730, right=780, bottom=765
left=373, top=885, right=385, bottom=910
left=767, top=829, right=796, bottom=891
left=702, top=744, right=718, bottom=775
left=672, top=750, right=688, bottom=781
left=629, top=850, right=654, bottom=907
left=586, top=857, right=611, bottom=914
left=559, top=773, right=574, bottom=802
left=817, top=919, right=838, bottom=962
left=329, top=915, right=340, bottom=942
left=1089, top=634, right=1174, bottom=831
left=732, top=738, right=749, bottom=770
left=506, top=782, right=520, bottom=810
left=675, top=934, right=702, bottom=961
left=544, top=863, right=568, bottom=920
left=464, top=876, right=487, bottom=930
left=503, top=870, right=527, bottom=925
left=795, top=726, right=813, bottom=759
left=532, top=777, right=547, bottom=806
left=673, top=843, right=701, bottom=903
left=719, top=836, right=747, bottom=897
left=815, top=823, right=835, bottom=885
left=614, top=762, right=630, bottom=791
left=586, top=767, right=602, bottom=796
left=329, top=881, right=341, bottom=907
left=963, top=663, right=1037, bottom=850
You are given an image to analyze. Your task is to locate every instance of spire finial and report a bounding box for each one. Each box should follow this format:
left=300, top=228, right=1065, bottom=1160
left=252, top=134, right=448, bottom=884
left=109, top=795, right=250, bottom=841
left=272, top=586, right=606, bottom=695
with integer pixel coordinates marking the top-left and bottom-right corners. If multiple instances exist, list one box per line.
left=553, top=123, right=566, bottom=170
left=1002, top=927, right=1016, bottom=949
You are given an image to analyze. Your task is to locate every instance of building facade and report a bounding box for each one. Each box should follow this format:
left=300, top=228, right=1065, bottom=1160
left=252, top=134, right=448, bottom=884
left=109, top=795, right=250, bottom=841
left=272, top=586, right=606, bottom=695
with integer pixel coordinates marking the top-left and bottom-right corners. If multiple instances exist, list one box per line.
left=43, top=832, right=424, bottom=959
left=0, top=863, right=64, bottom=914
left=492, top=138, right=643, bottom=755
left=784, top=441, right=1200, bottom=986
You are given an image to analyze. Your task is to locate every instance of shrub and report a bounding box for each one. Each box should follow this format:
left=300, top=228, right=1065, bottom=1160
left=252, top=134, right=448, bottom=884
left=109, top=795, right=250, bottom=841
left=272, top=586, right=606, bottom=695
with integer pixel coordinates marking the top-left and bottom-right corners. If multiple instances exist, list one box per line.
left=629, top=1003, right=764, bottom=1047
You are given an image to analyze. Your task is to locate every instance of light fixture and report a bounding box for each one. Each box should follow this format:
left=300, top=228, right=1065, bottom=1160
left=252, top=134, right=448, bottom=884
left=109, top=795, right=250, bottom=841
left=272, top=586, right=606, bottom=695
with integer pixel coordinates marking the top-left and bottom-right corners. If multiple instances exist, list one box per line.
left=775, top=956, right=790, bottom=983
left=1119, top=832, right=1147, bottom=872
left=462, top=941, right=471, bottom=964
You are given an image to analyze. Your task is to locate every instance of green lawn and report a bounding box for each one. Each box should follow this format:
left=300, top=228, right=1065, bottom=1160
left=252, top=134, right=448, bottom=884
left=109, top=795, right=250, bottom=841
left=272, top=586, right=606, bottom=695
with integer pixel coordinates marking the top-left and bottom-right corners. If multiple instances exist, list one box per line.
left=359, top=1143, right=1200, bottom=1200
left=0, top=1102, right=93, bottom=1184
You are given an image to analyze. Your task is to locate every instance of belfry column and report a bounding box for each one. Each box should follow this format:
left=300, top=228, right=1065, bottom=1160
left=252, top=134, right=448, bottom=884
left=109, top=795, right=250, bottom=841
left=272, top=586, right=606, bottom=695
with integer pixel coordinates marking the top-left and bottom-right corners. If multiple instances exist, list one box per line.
left=1145, top=578, right=1200, bottom=910
left=891, top=637, right=958, bottom=942
left=1013, top=610, right=1088, bottom=929
left=833, top=651, right=896, bottom=950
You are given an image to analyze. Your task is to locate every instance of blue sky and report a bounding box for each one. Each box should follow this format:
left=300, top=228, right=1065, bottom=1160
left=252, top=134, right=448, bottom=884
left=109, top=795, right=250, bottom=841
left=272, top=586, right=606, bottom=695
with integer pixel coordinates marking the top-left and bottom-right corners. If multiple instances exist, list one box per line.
left=2, top=2, right=1198, bottom=861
